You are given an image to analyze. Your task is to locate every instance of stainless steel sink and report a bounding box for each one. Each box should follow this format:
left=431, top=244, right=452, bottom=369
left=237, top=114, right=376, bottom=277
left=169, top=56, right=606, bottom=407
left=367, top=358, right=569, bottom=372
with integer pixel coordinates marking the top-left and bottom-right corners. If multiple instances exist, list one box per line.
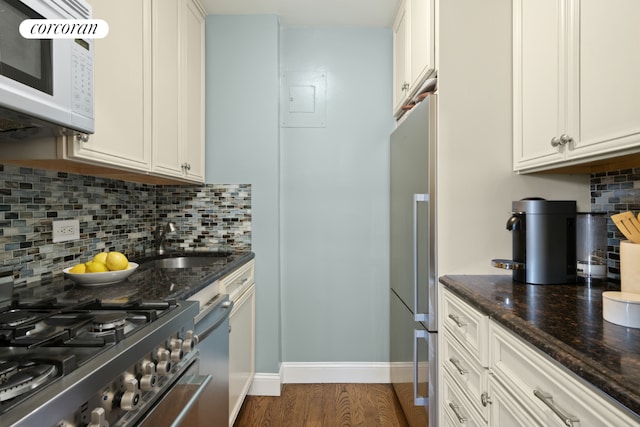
left=144, top=256, right=227, bottom=269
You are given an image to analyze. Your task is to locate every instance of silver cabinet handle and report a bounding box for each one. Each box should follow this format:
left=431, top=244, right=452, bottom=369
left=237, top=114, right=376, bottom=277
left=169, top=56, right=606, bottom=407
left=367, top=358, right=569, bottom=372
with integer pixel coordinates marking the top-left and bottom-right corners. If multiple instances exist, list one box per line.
left=551, top=134, right=573, bottom=147
left=413, top=330, right=428, bottom=406
left=448, top=357, right=468, bottom=375
left=448, top=313, right=467, bottom=328
left=413, top=194, right=429, bottom=322
left=76, top=133, right=90, bottom=143
left=533, top=389, right=579, bottom=426
left=448, top=402, right=467, bottom=424
left=560, top=134, right=573, bottom=145
left=481, top=392, right=492, bottom=407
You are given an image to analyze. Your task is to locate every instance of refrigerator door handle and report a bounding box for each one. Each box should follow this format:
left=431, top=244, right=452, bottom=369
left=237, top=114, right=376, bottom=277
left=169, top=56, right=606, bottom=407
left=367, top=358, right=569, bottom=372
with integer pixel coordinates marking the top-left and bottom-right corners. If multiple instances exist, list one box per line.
left=414, top=329, right=428, bottom=406
left=414, top=193, right=429, bottom=323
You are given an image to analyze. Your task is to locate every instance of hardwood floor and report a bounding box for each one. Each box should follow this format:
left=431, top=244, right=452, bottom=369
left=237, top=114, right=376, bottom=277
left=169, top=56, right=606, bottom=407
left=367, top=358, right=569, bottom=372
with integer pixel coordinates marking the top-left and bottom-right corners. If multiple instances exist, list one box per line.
left=233, top=384, right=409, bottom=427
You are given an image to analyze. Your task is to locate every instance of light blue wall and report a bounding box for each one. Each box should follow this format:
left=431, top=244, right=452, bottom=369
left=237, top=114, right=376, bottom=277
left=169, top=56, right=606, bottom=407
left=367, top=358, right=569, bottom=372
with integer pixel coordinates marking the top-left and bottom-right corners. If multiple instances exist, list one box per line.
left=205, top=15, right=281, bottom=373
left=206, top=17, right=394, bottom=371
left=280, top=28, right=394, bottom=362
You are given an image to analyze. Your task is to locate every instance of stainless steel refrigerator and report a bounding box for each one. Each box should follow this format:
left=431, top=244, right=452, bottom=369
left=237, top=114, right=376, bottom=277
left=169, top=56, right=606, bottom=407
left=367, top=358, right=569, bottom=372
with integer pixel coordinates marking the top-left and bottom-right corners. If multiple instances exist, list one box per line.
left=390, top=94, right=437, bottom=426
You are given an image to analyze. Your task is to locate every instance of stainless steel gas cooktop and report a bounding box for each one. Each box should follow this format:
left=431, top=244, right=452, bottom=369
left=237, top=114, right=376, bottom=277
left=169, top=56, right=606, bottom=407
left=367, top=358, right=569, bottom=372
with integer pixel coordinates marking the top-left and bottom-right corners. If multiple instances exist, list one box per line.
left=0, top=287, right=199, bottom=427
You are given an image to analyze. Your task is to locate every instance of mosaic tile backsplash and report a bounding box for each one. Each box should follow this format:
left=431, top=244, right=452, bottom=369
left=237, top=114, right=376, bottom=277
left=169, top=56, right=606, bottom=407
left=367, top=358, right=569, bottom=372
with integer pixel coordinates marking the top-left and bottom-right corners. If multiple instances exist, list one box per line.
left=591, top=168, right=640, bottom=281
left=0, top=163, right=251, bottom=287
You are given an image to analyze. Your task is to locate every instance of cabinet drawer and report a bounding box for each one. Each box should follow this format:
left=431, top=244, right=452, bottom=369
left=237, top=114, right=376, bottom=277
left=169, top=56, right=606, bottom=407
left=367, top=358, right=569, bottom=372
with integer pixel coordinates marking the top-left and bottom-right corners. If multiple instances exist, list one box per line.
left=489, top=321, right=640, bottom=427
left=486, top=375, right=544, bottom=427
left=221, top=260, right=254, bottom=300
left=442, top=288, right=489, bottom=366
left=442, top=370, right=486, bottom=427
left=443, top=330, right=488, bottom=421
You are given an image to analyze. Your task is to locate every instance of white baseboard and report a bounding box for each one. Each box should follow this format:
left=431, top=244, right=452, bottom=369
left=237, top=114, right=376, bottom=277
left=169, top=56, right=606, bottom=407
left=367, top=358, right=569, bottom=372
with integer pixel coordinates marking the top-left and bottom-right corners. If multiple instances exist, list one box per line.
left=248, top=362, right=391, bottom=396
left=248, top=372, right=283, bottom=396
left=283, top=362, right=390, bottom=383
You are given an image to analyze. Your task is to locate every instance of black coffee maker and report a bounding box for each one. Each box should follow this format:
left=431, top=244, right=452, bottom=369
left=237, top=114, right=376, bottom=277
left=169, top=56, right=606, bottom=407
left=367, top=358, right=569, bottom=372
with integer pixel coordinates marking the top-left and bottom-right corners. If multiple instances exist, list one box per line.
left=492, top=198, right=577, bottom=284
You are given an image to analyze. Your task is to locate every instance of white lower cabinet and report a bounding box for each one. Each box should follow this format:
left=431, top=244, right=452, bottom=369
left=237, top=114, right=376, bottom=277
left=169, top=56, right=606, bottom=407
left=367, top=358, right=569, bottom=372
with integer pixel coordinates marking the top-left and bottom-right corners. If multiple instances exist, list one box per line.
left=440, top=287, right=640, bottom=426
left=220, top=260, right=255, bottom=427
left=489, top=321, right=639, bottom=427
left=486, top=375, right=542, bottom=427
left=442, top=370, right=486, bottom=427
left=442, top=331, right=487, bottom=421
left=229, top=283, right=255, bottom=426
left=440, top=287, right=490, bottom=426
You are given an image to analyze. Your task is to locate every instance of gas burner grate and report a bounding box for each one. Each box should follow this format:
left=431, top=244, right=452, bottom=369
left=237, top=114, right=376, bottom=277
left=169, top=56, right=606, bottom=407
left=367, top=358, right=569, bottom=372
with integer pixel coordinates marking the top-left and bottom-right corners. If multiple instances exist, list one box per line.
left=0, top=362, right=57, bottom=402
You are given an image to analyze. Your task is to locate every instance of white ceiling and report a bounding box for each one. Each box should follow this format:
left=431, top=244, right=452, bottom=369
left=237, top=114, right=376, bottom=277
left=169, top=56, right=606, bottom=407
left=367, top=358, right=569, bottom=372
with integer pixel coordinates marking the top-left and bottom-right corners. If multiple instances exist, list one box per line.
left=201, top=0, right=400, bottom=28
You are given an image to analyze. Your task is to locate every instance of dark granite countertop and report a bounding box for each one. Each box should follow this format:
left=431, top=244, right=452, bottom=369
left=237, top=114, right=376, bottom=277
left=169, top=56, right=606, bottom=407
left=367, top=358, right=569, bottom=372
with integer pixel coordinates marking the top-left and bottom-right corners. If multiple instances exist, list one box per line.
left=439, top=274, right=640, bottom=417
left=14, top=252, right=255, bottom=304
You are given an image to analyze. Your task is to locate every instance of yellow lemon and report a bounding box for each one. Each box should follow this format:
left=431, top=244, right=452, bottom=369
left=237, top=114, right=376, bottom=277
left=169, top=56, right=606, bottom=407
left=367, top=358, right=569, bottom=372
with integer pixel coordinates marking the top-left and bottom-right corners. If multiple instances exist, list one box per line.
left=85, top=261, right=108, bottom=273
left=105, top=251, right=129, bottom=271
left=92, top=252, right=108, bottom=264
left=69, top=263, right=86, bottom=274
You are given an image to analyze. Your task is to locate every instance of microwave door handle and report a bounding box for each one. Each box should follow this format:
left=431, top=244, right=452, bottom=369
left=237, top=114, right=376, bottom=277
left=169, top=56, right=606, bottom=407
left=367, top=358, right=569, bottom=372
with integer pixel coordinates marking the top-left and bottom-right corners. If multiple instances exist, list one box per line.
left=414, top=193, right=428, bottom=323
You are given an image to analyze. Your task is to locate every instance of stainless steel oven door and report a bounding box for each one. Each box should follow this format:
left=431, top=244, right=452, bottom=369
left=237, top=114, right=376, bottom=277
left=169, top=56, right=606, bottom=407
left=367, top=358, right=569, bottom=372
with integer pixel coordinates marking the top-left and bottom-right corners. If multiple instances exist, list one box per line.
left=137, top=357, right=211, bottom=427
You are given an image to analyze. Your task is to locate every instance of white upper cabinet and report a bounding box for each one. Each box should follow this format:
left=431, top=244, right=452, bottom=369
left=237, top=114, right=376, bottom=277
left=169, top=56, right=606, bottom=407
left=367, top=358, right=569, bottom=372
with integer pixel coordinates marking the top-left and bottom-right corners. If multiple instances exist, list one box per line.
left=514, top=0, right=640, bottom=172
left=151, top=0, right=205, bottom=183
left=66, top=0, right=152, bottom=173
left=392, top=3, right=408, bottom=114
left=393, top=0, right=436, bottom=116
left=69, top=0, right=205, bottom=183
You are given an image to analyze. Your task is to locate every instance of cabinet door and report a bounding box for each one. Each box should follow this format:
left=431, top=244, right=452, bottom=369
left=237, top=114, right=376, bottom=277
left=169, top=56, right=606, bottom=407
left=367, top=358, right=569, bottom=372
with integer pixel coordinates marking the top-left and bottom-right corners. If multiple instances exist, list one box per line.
left=567, top=0, right=640, bottom=158
left=182, top=0, right=205, bottom=182
left=393, top=0, right=409, bottom=115
left=151, top=0, right=183, bottom=178
left=70, top=0, right=151, bottom=171
left=229, top=285, right=255, bottom=426
left=408, top=0, right=435, bottom=91
left=513, top=0, right=567, bottom=169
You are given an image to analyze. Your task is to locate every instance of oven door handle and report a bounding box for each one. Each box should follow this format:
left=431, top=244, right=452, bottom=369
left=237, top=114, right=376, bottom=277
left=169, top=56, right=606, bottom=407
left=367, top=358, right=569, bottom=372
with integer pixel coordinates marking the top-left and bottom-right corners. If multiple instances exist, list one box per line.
left=198, top=300, right=234, bottom=342
left=169, top=374, right=213, bottom=427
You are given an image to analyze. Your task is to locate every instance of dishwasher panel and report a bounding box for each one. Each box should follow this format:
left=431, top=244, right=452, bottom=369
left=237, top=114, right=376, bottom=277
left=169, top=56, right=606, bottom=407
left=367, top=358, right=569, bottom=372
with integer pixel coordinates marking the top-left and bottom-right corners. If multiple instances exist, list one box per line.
left=189, top=294, right=233, bottom=426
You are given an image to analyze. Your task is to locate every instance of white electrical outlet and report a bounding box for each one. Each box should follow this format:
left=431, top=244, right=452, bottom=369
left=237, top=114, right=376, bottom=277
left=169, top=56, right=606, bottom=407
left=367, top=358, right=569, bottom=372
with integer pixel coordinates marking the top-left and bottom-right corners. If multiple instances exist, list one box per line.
left=52, top=219, right=80, bottom=243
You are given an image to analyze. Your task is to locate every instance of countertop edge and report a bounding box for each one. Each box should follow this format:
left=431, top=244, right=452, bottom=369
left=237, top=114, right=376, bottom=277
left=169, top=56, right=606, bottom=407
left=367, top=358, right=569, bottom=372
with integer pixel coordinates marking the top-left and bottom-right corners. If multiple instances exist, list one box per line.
left=439, top=274, right=640, bottom=417
left=178, top=252, right=255, bottom=300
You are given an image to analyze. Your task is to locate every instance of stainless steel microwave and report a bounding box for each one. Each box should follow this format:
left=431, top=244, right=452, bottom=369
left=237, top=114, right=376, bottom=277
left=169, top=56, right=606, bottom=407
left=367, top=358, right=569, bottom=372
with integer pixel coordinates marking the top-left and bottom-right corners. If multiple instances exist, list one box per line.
left=0, top=0, right=94, bottom=140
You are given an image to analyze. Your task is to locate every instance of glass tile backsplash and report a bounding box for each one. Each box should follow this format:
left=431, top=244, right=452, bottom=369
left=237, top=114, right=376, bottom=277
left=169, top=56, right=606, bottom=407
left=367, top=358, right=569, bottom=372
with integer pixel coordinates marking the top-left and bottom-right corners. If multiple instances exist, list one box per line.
left=590, top=168, right=640, bottom=281
left=0, top=164, right=251, bottom=286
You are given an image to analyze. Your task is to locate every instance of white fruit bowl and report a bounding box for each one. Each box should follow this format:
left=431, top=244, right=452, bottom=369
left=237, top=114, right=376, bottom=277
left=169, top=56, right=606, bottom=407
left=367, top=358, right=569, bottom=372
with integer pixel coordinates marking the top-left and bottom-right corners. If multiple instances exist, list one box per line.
left=63, top=262, right=139, bottom=287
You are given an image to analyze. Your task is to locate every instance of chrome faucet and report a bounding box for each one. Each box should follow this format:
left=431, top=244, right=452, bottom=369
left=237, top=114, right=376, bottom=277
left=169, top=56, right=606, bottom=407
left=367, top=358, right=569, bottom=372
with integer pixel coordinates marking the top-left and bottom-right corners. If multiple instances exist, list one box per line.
left=154, top=221, right=176, bottom=255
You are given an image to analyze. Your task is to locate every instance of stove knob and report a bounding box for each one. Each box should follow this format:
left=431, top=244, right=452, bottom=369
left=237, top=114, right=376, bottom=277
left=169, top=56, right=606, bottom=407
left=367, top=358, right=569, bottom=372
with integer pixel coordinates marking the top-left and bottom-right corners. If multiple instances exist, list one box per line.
left=156, top=349, right=172, bottom=376
left=120, top=378, right=141, bottom=411
left=182, top=330, right=199, bottom=353
left=87, top=407, right=108, bottom=427
left=139, top=370, right=158, bottom=391
left=138, top=360, right=157, bottom=391
left=141, top=359, right=156, bottom=374
left=169, top=338, right=184, bottom=363
left=139, top=372, right=157, bottom=391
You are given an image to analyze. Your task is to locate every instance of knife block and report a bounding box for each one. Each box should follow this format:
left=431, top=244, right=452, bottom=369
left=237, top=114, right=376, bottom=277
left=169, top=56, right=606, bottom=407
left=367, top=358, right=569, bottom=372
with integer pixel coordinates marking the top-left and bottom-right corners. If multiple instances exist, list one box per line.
left=621, top=241, right=640, bottom=294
